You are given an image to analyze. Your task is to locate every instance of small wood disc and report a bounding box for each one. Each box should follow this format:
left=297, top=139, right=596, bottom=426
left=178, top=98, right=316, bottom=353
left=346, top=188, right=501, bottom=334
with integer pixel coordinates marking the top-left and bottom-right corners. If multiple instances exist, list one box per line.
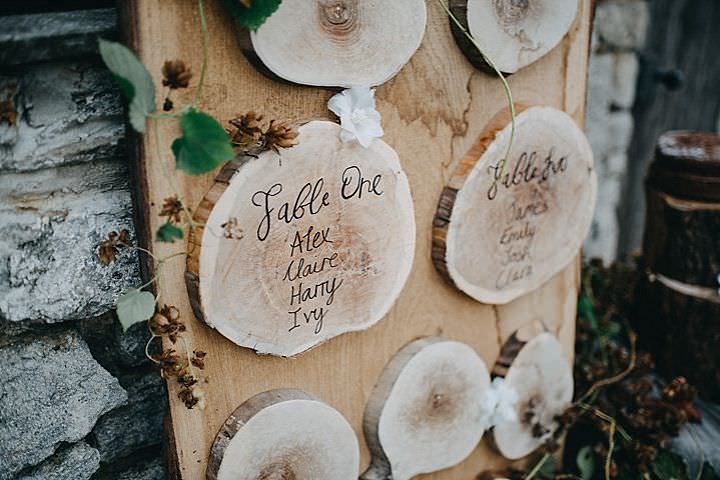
left=246, top=0, right=427, bottom=87
left=491, top=332, right=573, bottom=460
left=449, top=0, right=578, bottom=74
left=362, top=337, right=491, bottom=480
left=207, top=389, right=359, bottom=480
left=433, top=105, right=596, bottom=304
left=187, top=120, right=415, bottom=357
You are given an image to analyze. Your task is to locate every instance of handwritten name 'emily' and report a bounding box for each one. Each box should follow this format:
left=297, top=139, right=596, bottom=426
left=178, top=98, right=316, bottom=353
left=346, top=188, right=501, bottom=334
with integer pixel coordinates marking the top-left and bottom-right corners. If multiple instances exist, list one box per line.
left=486, top=148, right=568, bottom=200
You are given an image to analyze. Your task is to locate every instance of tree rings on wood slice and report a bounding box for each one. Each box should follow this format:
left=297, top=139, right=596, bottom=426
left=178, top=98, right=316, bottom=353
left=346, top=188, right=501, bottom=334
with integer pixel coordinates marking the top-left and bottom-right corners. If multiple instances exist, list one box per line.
left=449, top=0, right=578, bottom=74
left=433, top=105, right=596, bottom=304
left=207, top=388, right=359, bottom=480
left=491, top=332, right=573, bottom=460
left=245, top=0, right=427, bottom=87
left=362, top=337, right=491, bottom=480
left=186, top=120, right=415, bottom=357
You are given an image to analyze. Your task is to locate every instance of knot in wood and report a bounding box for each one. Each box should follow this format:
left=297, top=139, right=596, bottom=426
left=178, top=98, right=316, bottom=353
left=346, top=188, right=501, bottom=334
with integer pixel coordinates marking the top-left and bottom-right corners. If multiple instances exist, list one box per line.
left=257, top=462, right=296, bottom=480
left=318, top=0, right=358, bottom=39
left=493, top=0, right=531, bottom=26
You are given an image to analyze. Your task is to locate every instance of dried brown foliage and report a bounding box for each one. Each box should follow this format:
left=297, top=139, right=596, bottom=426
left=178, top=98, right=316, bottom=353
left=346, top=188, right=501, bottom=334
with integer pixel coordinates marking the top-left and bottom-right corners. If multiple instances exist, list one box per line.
left=0, top=98, right=17, bottom=126
left=162, top=59, right=193, bottom=89
left=98, top=229, right=131, bottom=265
left=227, top=112, right=298, bottom=155
left=159, top=195, right=184, bottom=224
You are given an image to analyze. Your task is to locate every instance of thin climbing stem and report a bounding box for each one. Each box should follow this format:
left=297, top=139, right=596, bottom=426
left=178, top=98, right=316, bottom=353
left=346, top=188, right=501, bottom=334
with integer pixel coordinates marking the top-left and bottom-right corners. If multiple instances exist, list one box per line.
left=605, top=419, right=616, bottom=480
left=438, top=0, right=516, bottom=178
left=578, top=403, right=631, bottom=442
left=193, top=0, right=209, bottom=107
left=525, top=453, right=552, bottom=480
left=576, top=331, right=638, bottom=404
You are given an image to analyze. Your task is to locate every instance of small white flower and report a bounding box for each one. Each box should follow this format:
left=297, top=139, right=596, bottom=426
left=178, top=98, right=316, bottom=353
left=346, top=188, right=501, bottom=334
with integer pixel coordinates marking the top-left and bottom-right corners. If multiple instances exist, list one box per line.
left=328, top=86, right=384, bottom=148
left=480, top=377, right=519, bottom=429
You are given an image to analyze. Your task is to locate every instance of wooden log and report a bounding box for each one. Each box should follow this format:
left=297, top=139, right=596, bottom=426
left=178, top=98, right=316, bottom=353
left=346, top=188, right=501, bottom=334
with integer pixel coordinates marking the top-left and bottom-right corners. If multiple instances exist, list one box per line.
left=490, top=332, right=573, bottom=460
left=186, top=120, right=416, bottom=357
left=243, top=0, right=427, bottom=87
left=207, top=388, right=359, bottom=480
left=634, top=131, right=720, bottom=401
left=433, top=105, right=596, bottom=305
left=449, top=0, right=578, bottom=74
left=362, top=337, right=491, bottom=480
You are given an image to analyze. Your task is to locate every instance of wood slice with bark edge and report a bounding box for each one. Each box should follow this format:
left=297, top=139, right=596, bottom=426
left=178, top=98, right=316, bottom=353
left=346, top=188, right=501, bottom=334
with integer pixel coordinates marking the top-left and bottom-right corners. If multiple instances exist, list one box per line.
left=361, top=337, right=492, bottom=480
left=449, top=0, right=579, bottom=74
left=207, top=388, right=360, bottom=480
left=489, top=332, right=574, bottom=460
left=433, top=105, right=596, bottom=305
left=244, top=0, right=427, bottom=88
left=186, top=120, right=416, bottom=357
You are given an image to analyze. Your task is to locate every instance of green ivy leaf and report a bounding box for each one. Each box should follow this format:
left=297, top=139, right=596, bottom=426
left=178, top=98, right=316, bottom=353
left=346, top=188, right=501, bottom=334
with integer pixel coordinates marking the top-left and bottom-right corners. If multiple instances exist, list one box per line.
left=222, top=0, right=281, bottom=31
left=98, top=39, right=156, bottom=133
left=172, top=109, right=234, bottom=175
left=577, top=446, right=596, bottom=480
left=577, top=292, right=598, bottom=329
left=156, top=222, right=184, bottom=243
left=116, top=288, right=156, bottom=331
left=652, top=449, right=690, bottom=480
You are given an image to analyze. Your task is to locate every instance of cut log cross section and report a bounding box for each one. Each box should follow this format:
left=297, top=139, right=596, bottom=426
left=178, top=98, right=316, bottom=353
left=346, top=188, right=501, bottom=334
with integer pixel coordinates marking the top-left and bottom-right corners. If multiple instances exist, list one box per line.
left=207, top=389, right=360, bottom=480
left=490, top=332, right=574, bottom=460
left=362, top=337, right=492, bottom=480
left=245, top=0, right=427, bottom=87
left=433, top=105, right=596, bottom=305
left=186, top=121, right=415, bottom=357
left=449, top=0, right=579, bottom=74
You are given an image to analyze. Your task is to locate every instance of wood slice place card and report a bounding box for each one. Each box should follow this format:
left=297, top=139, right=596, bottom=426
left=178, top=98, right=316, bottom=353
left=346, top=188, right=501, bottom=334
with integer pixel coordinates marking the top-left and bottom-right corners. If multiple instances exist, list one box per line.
left=449, top=0, right=579, bottom=74
left=362, top=337, right=491, bottom=480
left=243, top=0, right=427, bottom=87
left=187, top=120, right=415, bottom=357
left=433, top=105, right=596, bottom=304
left=207, top=389, right=359, bottom=479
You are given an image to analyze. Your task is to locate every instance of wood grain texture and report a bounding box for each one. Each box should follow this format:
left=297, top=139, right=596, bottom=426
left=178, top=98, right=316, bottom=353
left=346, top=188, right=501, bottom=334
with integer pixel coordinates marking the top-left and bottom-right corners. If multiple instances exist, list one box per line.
left=120, top=0, right=592, bottom=477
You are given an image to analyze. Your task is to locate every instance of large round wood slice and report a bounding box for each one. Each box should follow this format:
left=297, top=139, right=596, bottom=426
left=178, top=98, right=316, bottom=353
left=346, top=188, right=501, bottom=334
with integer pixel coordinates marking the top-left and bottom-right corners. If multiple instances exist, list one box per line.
left=362, top=337, right=491, bottom=480
left=207, top=388, right=359, bottom=480
left=449, top=0, right=579, bottom=74
left=186, top=120, right=415, bottom=357
left=491, top=332, right=573, bottom=460
left=244, top=0, right=427, bottom=87
left=433, top=105, right=596, bottom=304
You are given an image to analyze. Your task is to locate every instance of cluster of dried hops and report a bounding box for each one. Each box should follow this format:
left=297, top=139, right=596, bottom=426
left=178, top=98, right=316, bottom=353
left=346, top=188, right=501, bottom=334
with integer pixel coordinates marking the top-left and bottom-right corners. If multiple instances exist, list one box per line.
left=98, top=229, right=131, bottom=265
left=227, top=111, right=298, bottom=155
left=161, top=59, right=193, bottom=111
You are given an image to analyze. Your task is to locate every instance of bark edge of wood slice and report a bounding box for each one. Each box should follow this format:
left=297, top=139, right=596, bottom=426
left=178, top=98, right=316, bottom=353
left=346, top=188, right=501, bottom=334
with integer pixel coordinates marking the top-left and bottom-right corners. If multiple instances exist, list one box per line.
left=490, top=332, right=573, bottom=460
left=186, top=120, right=416, bottom=357
left=361, top=337, right=491, bottom=480
left=245, top=0, right=427, bottom=87
left=449, top=0, right=579, bottom=74
left=432, top=105, right=596, bottom=305
left=207, top=388, right=360, bottom=480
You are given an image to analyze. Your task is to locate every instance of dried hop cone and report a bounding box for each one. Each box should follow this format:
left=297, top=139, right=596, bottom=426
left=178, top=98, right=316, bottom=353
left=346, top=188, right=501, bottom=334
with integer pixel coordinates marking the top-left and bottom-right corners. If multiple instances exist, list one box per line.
left=162, top=60, right=192, bottom=89
left=228, top=111, right=264, bottom=150
left=159, top=195, right=184, bottom=223
left=264, top=120, right=299, bottom=153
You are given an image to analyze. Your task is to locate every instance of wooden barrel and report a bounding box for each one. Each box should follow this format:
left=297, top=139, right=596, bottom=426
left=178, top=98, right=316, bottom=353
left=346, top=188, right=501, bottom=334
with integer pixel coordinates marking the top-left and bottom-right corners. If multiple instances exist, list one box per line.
left=634, top=131, right=720, bottom=401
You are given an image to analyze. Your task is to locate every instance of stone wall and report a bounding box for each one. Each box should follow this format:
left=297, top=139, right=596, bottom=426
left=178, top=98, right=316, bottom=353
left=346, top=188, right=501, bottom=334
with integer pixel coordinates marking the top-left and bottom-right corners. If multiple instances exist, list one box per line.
left=0, top=9, right=166, bottom=480
left=0, top=4, right=646, bottom=479
left=584, top=0, right=649, bottom=261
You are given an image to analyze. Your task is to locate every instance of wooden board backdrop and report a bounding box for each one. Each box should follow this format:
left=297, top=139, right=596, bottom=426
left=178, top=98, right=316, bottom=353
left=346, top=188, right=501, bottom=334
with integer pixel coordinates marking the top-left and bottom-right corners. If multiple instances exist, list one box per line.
left=120, top=1, right=592, bottom=478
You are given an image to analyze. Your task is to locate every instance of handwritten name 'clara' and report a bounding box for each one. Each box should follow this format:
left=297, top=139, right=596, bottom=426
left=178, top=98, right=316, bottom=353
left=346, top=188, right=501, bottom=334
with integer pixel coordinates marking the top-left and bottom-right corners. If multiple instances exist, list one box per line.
left=251, top=165, right=384, bottom=242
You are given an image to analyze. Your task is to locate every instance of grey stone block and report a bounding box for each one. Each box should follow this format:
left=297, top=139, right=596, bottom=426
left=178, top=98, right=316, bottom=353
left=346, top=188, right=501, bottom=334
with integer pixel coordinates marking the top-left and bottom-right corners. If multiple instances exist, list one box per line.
left=16, top=442, right=101, bottom=480
left=0, top=9, right=117, bottom=66
left=0, top=61, right=125, bottom=172
left=594, top=0, right=650, bottom=50
left=92, top=371, right=167, bottom=462
left=0, top=331, right=127, bottom=478
left=0, top=159, right=141, bottom=323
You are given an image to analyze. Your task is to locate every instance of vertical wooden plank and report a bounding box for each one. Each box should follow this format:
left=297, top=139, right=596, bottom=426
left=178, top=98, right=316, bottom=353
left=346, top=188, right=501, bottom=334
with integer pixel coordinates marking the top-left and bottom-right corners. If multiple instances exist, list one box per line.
left=120, top=1, right=592, bottom=478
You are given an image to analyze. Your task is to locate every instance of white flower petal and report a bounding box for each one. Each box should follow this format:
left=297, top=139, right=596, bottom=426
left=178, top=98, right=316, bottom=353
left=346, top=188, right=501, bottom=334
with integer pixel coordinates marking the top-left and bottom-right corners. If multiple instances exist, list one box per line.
left=328, top=91, right=352, bottom=118
left=328, top=86, right=383, bottom=148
